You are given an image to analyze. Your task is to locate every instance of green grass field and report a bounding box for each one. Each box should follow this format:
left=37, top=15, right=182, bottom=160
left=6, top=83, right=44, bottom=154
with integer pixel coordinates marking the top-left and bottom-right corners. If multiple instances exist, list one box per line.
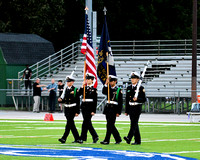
left=0, top=119, right=199, bottom=160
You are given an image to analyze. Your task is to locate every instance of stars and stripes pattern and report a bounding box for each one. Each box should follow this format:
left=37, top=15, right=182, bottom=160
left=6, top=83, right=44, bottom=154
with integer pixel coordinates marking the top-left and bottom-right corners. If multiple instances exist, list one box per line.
left=81, top=13, right=98, bottom=88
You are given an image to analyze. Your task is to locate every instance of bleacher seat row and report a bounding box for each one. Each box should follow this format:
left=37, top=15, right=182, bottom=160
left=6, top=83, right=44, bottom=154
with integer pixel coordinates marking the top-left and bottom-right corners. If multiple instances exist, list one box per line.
left=41, top=55, right=200, bottom=99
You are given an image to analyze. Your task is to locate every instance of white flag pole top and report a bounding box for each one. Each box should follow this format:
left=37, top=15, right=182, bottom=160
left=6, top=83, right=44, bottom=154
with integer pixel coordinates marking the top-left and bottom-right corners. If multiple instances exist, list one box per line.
left=103, top=7, right=107, bottom=15
left=134, top=61, right=150, bottom=99
left=85, top=6, right=89, bottom=14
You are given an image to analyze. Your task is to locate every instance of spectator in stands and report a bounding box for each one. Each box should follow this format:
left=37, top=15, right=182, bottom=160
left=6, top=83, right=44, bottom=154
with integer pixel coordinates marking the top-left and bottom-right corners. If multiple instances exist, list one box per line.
left=57, top=80, right=64, bottom=112
left=33, top=78, right=46, bottom=113
left=46, top=79, right=58, bottom=113
left=124, top=72, right=146, bottom=145
left=22, top=64, right=32, bottom=95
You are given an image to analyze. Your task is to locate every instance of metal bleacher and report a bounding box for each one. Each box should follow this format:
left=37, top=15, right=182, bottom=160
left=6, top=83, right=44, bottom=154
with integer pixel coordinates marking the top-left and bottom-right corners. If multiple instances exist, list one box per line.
left=7, top=40, right=200, bottom=112
left=144, top=57, right=200, bottom=97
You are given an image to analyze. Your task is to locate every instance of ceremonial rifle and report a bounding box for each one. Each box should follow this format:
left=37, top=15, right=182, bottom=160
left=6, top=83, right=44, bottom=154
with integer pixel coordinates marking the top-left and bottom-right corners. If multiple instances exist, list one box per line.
left=134, top=61, right=150, bottom=99
left=70, top=66, right=77, bottom=78
left=60, top=66, right=77, bottom=100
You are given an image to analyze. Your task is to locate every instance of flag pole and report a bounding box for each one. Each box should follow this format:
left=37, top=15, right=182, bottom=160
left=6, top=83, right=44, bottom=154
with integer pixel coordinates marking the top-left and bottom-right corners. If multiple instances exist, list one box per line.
left=106, top=52, right=110, bottom=103
left=83, top=60, right=86, bottom=101
left=83, top=6, right=89, bottom=101
left=104, top=7, right=110, bottom=103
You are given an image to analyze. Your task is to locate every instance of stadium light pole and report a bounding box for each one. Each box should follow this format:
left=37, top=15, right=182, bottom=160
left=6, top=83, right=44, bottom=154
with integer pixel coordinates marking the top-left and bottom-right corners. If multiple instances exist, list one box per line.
left=85, top=0, right=92, bottom=27
left=191, top=0, right=197, bottom=103
left=85, top=0, right=97, bottom=57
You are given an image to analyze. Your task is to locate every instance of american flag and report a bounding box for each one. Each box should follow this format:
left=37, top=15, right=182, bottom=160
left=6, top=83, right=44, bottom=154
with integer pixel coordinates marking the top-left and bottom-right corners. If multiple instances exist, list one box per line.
left=81, top=13, right=98, bottom=88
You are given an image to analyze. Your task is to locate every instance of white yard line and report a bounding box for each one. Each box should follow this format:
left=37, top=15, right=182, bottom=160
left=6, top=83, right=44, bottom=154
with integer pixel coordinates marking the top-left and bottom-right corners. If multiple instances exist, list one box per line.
left=0, top=111, right=196, bottom=122
left=1, top=128, right=199, bottom=133
left=0, top=135, right=60, bottom=138
left=0, top=127, right=108, bottom=132
left=1, top=133, right=200, bottom=144
left=167, top=151, right=200, bottom=154
left=142, top=138, right=200, bottom=142
left=142, top=130, right=200, bottom=134
left=0, top=120, right=200, bottom=126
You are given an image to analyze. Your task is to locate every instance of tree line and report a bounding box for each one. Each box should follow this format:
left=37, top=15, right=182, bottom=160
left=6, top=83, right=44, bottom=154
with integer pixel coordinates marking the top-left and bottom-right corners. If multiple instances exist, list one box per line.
left=0, top=0, right=199, bottom=51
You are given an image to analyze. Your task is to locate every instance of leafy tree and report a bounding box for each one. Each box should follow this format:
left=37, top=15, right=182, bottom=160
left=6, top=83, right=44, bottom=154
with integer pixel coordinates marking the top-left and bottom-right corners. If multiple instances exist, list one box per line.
left=0, top=0, right=199, bottom=51
left=0, top=0, right=65, bottom=45
left=94, top=0, right=194, bottom=40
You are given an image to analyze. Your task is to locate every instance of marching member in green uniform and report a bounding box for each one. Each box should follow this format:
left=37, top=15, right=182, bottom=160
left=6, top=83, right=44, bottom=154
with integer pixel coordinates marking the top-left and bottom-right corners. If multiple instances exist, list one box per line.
left=124, top=72, right=146, bottom=145
left=100, top=75, right=122, bottom=145
left=78, top=73, right=99, bottom=144
left=58, top=75, right=80, bottom=143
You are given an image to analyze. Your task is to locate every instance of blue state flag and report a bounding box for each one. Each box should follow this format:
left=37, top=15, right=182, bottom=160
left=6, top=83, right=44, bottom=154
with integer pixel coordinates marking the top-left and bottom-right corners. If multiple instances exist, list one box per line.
left=97, top=15, right=116, bottom=85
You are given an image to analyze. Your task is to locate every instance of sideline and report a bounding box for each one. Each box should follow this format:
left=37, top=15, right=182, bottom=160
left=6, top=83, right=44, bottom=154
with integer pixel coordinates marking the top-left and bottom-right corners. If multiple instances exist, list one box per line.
left=0, top=110, right=194, bottom=122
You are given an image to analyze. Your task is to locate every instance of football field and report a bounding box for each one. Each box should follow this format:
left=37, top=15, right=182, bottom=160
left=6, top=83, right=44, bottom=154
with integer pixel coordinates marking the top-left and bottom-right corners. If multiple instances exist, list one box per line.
left=0, top=116, right=199, bottom=160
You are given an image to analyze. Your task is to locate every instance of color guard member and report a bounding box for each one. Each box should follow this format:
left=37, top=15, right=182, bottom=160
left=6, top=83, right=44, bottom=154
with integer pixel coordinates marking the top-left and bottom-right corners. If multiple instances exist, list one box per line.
left=58, top=75, right=80, bottom=143
left=100, top=75, right=122, bottom=145
left=124, top=72, right=146, bottom=145
left=78, top=73, right=99, bottom=144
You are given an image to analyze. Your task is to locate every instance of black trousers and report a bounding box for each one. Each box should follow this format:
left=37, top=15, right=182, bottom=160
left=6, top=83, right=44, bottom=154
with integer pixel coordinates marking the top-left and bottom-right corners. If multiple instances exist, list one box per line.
left=80, top=110, right=98, bottom=141
left=25, top=80, right=32, bottom=90
left=49, top=90, right=56, bottom=111
left=104, top=108, right=121, bottom=143
left=127, top=105, right=142, bottom=144
left=62, top=114, right=79, bottom=141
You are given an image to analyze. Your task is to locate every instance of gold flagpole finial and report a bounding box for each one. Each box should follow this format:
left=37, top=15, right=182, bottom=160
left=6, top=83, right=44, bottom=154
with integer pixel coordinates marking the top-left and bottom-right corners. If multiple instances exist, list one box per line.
left=85, top=6, right=89, bottom=14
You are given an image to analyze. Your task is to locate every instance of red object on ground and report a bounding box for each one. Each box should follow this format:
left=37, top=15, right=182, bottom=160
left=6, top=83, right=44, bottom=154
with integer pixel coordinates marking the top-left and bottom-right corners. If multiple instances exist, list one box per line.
left=44, top=113, right=54, bottom=121
left=197, top=94, right=200, bottom=103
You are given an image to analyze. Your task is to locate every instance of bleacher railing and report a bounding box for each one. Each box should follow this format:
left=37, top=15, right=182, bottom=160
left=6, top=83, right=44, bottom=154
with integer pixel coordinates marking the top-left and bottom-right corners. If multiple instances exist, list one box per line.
left=18, top=41, right=80, bottom=81
left=111, top=39, right=200, bottom=56
left=18, top=39, right=200, bottom=80
left=1, top=81, right=197, bottom=114
left=8, top=39, right=200, bottom=112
